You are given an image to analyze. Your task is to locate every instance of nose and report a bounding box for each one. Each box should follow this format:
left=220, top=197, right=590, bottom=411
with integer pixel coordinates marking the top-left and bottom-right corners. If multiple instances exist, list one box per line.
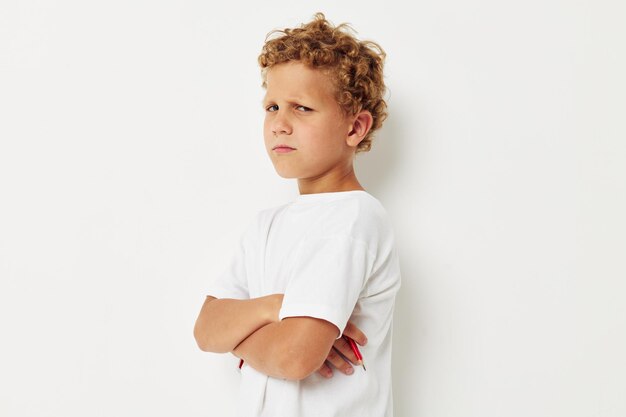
left=270, top=110, right=292, bottom=136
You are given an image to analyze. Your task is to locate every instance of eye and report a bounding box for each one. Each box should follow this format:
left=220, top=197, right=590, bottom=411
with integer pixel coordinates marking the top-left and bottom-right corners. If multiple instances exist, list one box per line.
left=296, top=105, right=312, bottom=112
left=266, top=104, right=278, bottom=112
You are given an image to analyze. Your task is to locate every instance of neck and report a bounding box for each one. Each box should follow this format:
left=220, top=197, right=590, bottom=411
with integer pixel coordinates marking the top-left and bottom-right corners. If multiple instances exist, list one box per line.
left=297, top=167, right=364, bottom=195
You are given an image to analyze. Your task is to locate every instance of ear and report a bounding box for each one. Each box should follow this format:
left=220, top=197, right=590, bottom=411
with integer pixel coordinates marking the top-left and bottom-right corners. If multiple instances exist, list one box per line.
left=346, top=110, right=373, bottom=147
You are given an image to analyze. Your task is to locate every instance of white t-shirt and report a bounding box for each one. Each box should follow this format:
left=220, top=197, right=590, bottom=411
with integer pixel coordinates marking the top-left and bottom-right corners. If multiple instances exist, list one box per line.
left=206, top=190, right=402, bottom=417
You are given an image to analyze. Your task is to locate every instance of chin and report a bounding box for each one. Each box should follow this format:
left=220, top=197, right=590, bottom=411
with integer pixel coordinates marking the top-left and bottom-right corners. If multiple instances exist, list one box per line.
left=271, top=162, right=300, bottom=179
left=275, top=169, right=298, bottom=179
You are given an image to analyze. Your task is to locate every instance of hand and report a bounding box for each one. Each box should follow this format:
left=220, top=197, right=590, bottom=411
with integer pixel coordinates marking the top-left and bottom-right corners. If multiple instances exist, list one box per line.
left=317, top=320, right=367, bottom=378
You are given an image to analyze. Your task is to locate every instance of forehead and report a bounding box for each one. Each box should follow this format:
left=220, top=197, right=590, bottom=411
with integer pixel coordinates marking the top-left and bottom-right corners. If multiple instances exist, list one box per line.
left=264, top=62, right=337, bottom=103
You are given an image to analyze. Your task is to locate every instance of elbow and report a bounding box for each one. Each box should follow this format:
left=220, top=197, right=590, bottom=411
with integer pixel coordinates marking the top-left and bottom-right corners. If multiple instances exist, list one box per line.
left=193, top=322, right=210, bottom=352
left=277, top=346, right=325, bottom=381
left=273, top=319, right=337, bottom=380
left=284, top=363, right=316, bottom=381
left=282, top=358, right=323, bottom=381
left=193, top=321, right=229, bottom=353
left=193, top=297, right=230, bottom=353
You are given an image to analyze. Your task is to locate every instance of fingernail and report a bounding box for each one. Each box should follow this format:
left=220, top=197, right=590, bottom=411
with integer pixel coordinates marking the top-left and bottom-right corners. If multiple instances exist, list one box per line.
left=362, top=337, right=368, bottom=345
left=346, top=367, right=354, bottom=375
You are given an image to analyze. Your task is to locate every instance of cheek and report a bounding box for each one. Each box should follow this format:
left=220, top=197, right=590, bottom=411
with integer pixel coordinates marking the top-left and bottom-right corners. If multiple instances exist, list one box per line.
left=263, top=120, right=272, bottom=141
left=314, top=124, right=344, bottom=149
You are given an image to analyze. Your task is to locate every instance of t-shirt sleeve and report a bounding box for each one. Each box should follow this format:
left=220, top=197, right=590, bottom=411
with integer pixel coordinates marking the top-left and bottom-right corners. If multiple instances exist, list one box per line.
left=205, top=230, right=250, bottom=300
left=278, top=234, right=374, bottom=339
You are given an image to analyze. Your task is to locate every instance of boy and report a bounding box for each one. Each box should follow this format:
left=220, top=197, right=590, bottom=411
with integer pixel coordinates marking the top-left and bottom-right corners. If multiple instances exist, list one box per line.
left=194, top=13, right=401, bottom=417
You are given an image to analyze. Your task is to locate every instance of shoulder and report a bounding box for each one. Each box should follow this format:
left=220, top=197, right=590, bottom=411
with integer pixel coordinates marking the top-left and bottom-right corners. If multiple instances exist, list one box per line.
left=305, top=192, right=395, bottom=249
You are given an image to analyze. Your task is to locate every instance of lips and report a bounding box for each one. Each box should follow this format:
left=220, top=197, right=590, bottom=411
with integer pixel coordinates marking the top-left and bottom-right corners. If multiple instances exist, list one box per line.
left=273, top=144, right=296, bottom=150
left=273, top=146, right=295, bottom=154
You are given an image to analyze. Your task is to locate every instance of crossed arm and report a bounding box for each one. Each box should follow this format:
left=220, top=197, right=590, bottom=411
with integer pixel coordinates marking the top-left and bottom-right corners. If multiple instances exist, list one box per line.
left=193, top=294, right=366, bottom=380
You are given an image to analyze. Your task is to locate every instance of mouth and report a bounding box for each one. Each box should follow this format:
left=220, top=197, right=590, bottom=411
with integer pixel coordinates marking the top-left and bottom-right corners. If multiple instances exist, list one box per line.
left=272, top=144, right=296, bottom=150
left=272, top=144, right=296, bottom=154
left=273, top=147, right=296, bottom=154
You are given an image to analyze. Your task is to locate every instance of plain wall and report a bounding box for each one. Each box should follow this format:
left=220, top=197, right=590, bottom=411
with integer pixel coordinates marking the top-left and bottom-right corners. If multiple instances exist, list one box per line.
left=1, top=0, right=624, bottom=416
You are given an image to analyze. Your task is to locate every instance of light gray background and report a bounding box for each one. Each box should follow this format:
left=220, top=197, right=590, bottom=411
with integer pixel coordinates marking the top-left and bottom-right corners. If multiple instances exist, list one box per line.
left=1, top=1, right=625, bottom=416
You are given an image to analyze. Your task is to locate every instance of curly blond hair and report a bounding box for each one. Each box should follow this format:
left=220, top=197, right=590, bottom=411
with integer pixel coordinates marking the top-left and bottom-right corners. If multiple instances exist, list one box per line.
left=258, top=12, right=388, bottom=154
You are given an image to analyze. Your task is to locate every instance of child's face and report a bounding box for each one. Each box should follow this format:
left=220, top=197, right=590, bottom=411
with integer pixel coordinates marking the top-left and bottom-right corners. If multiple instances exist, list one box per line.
left=263, top=61, right=355, bottom=181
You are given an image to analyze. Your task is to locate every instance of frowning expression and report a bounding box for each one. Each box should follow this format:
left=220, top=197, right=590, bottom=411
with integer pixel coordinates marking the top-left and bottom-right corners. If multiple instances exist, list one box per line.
left=263, top=61, right=355, bottom=179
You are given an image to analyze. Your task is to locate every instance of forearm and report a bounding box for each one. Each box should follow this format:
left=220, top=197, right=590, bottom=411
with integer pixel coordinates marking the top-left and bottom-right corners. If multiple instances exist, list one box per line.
left=232, top=322, right=290, bottom=378
left=233, top=317, right=336, bottom=380
left=194, top=294, right=282, bottom=353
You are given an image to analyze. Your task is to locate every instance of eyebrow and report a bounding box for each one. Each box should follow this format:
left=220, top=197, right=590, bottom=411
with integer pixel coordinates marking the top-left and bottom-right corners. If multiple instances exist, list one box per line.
left=262, top=96, right=312, bottom=107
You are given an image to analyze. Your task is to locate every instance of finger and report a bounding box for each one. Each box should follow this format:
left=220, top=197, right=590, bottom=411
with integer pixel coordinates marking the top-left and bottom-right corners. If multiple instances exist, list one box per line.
left=343, top=321, right=368, bottom=346
left=325, top=347, right=354, bottom=375
left=334, top=337, right=360, bottom=365
left=317, top=362, right=333, bottom=378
